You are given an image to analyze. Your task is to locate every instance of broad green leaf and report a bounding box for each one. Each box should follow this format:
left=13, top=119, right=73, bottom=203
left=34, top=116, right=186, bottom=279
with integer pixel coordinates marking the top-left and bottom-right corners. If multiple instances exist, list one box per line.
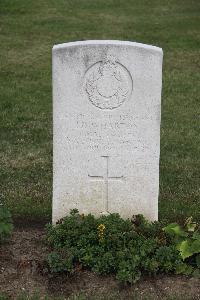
left=191, top=240, right=200, bottom=254
left=177, top=239, right=200, bottom=260
left=163, top=223, right=188, bottom=237
left=177, top=240, right=193, bottom=260
left=176, top=263, right=193, bottom=275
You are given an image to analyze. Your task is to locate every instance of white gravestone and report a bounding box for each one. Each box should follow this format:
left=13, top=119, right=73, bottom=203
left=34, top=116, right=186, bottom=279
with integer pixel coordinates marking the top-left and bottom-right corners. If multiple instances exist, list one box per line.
left=52, top=40, right=163, bottom=223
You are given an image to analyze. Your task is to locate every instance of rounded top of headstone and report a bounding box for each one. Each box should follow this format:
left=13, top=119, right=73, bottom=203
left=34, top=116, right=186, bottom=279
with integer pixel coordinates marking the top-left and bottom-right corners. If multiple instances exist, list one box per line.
left=52, top=40, right=163, bottom=56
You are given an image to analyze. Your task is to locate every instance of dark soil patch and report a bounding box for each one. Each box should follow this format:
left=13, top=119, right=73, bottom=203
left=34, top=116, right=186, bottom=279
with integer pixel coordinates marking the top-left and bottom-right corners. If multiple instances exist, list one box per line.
left=0, top=227, right=200, bottom=299
left=13, top=217, right=50, bottom=229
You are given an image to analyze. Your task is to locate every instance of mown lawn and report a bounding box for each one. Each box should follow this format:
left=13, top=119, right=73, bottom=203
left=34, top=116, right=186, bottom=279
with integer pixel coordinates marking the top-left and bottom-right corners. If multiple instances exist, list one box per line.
left=0, top=0, right=199, bottom=222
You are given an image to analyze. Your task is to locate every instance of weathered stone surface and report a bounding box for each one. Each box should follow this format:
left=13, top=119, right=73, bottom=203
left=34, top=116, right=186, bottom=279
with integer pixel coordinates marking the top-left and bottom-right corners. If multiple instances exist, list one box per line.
left=52, top=40, right=163, bottom=223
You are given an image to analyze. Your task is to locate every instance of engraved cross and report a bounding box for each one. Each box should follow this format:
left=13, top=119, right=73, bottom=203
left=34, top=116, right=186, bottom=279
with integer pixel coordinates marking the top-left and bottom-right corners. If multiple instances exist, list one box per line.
left=88, top=156, right=124, bottom=213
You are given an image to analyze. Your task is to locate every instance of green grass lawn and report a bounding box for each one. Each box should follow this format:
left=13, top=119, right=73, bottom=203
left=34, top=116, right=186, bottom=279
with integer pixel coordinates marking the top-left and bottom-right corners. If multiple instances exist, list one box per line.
left=0, top=0, right=199, bottom=223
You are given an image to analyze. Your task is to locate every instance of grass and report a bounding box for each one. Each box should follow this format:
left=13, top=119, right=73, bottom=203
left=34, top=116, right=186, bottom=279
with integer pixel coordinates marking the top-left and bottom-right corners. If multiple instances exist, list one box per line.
left=0, top=0, right=199, bottom=222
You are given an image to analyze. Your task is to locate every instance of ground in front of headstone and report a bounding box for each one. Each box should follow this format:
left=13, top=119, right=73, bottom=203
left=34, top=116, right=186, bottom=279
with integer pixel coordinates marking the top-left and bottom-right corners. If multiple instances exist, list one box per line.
left=0, top=227, right=199, bottom=300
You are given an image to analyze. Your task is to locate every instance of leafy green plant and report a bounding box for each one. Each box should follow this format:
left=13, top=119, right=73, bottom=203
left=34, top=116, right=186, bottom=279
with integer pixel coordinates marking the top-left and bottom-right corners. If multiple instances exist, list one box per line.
left=46, top=210, right=200, bottom=284
left=163, top=217, right=200, bottom=275
left=0, top=204, right=13, bottom=243
left=163, top=218, right=199, bottom=256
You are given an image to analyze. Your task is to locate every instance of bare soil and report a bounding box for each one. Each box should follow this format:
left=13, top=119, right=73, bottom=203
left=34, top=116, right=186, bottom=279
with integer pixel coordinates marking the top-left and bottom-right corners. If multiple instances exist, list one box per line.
left=0, top=226, right=200, bottom=299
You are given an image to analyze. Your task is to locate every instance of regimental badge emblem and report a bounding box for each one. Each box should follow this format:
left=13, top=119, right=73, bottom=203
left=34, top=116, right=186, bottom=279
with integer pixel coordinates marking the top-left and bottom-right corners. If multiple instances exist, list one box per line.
left=84, top=57, right=133, bottom=110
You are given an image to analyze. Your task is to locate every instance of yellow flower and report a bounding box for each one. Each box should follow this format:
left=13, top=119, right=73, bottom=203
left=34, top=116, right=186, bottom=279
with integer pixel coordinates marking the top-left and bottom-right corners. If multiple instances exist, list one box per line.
left=98, top=224, right=106, bottom=231
left=97, top=224, right=106, bottom=241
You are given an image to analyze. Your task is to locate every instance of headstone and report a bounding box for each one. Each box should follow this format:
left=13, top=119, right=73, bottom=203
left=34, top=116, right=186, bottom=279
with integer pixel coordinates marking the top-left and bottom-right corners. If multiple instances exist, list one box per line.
left=52, top=40, right=163, bottom=223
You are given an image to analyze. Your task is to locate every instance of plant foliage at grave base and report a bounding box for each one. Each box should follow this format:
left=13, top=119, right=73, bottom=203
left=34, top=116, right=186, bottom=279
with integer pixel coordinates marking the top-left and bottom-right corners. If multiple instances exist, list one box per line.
left=46, top=210, right=200, bottom=283
left=0, top=204, right=13, bottom=243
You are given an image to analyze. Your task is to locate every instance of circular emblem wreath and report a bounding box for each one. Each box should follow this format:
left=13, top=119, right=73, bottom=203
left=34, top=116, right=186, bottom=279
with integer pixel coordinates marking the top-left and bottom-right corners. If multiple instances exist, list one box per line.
left=84, top=58, right=132, bottom=110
